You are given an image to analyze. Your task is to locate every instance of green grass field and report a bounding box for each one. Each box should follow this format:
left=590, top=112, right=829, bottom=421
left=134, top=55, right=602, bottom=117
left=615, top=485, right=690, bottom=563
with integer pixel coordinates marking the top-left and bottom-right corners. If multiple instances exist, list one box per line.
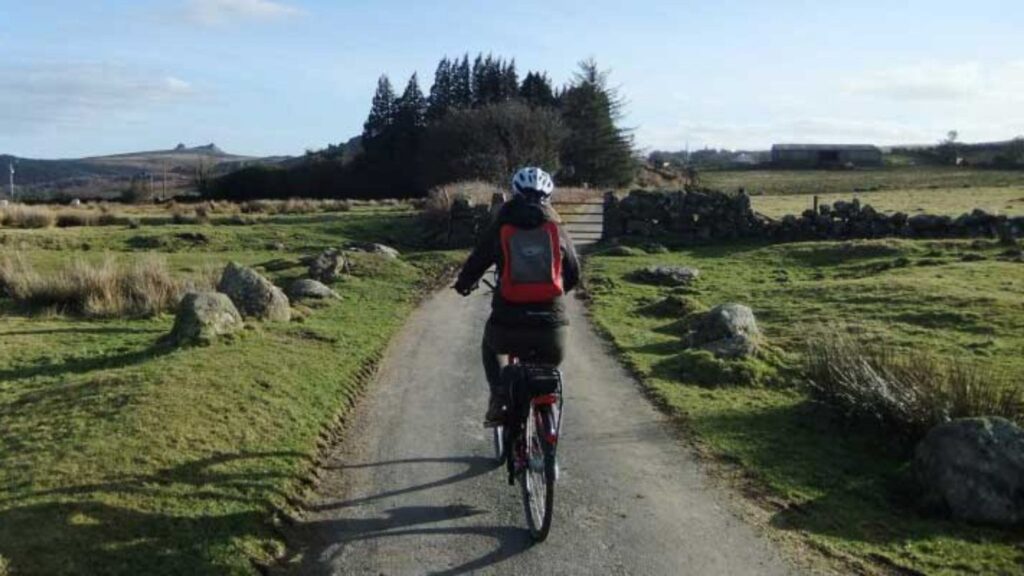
left=584, top=238, right=1024, bottom=574
left=701, top=167, right=1024, bottom=196
left=697, top=167, right=1024, bottom=220
left=0, top=210, right=461, bottom=575
left=751, top=186, right=1024, bottom=218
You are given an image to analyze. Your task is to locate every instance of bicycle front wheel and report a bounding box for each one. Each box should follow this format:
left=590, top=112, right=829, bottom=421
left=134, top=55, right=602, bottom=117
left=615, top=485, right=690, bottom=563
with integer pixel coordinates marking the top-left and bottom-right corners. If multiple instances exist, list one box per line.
left=520, top=404, right=556, bottom=542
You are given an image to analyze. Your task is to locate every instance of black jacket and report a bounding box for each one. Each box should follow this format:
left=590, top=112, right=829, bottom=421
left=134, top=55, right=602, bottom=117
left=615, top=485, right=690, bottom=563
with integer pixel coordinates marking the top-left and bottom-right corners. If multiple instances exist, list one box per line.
left=455, top=197, right=581, bottom=327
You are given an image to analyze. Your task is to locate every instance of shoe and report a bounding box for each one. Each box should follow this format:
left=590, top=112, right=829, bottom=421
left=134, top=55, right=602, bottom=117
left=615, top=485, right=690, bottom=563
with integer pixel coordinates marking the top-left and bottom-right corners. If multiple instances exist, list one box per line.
left=483, top=394, right=504, bottom=427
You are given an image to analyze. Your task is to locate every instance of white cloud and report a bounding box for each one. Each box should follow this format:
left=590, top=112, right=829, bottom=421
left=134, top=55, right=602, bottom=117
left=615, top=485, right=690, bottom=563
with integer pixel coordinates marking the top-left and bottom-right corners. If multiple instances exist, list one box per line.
left=0, top=63, right=196, bottom=133
left=184, top=0, right=303, bottom=26
left=843, top=62, right=982, bottom=101
left=163, top=76, right=194, bottom=94
left=640, top=118, right=940, bottom=151
left=843, top=61, right=1024, bottom=103
left=638, top=61, right=1024, bottom=151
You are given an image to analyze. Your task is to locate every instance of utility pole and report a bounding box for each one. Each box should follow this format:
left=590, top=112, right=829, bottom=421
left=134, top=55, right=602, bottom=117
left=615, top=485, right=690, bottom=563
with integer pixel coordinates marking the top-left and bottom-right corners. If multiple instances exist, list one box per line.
left=8, top=160, right=14, bottom=202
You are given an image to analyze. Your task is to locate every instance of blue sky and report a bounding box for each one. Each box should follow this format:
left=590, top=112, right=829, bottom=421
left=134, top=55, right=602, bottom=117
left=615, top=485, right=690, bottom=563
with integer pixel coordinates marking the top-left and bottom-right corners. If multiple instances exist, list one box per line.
left=1, top=0, right=1022, bottom=158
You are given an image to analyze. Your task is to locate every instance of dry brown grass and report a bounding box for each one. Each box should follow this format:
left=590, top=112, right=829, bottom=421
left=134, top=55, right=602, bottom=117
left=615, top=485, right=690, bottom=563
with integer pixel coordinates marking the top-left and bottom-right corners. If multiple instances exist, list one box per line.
left=0, top=253, right=214, bottom=317
left=55, top=210, right=101, bottom=228
left=553, top=186, right=609, bottom=203
left=238, top=198, right=353, bottom=215
left=428, top=181, right=505, bottom=211
left=805, top=329, right=1024, bottom=441
left=0, top=204, right=135, bottom=228
left=0, top=205, right=57, bottom=228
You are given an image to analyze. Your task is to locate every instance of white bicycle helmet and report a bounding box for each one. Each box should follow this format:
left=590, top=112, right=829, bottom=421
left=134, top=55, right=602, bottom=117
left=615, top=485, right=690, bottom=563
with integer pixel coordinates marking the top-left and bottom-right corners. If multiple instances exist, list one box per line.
left=511, top=166, right=555, bottom=201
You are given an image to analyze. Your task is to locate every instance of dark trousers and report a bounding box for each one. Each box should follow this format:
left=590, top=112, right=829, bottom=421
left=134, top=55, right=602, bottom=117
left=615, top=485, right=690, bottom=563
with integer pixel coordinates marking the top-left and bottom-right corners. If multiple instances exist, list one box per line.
left=481, top=319, right=567, bottom=394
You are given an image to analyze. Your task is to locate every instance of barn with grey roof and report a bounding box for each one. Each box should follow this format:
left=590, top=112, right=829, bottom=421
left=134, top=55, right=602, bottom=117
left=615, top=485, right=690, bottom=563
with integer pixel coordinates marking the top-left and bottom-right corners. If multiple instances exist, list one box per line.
left=771, top=144, right=883, bottom=168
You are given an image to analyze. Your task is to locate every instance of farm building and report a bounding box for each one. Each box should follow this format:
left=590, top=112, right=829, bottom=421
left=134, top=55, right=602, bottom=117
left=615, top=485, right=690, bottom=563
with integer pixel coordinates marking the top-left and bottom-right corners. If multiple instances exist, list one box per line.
left=771, top=144, right=883, bottom=168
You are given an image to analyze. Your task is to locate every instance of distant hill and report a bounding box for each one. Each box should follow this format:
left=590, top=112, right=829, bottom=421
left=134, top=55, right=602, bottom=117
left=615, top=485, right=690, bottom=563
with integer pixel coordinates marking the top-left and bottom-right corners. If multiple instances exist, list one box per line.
left=1, top=144, right=292, bottom=201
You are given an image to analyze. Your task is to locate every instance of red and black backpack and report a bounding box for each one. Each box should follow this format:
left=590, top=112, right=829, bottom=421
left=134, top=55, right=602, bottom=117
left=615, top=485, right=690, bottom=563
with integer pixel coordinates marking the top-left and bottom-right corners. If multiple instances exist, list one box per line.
left=498, top=221, right=564, bottom=304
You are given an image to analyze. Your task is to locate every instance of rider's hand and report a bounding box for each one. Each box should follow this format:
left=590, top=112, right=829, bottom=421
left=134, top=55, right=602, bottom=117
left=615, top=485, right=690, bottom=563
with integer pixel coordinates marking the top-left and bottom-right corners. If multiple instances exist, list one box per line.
left=453, top=282, right=476, bottom=296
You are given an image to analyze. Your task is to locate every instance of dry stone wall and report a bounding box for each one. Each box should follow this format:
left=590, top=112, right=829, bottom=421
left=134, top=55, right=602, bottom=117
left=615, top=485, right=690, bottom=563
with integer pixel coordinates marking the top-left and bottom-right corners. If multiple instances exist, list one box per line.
left=603, top=189, right=1024, bottom=244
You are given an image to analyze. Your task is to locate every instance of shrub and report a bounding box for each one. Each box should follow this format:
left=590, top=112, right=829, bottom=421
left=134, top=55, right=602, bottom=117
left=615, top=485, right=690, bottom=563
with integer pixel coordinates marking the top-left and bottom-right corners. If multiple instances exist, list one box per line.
left=0, top=253, right=212, bottom=317
left=323, top=199, right=352, bottom=212
left=805, top=330, right=1024, bottom=441
left=0, top=205, right=56, bottom=228
left=424, top=181, right=503, bottom=217
left=56, top=210, right=100, bottom=227
left=97, top=210, right=123, bottom=226
left=419, top=102, right=566, bottom=187
left=241, top=199, right=274, bottom=214
left=194, top=204, right=210, bottom=222
left=225, top=214, right=257, bottom=226
left=171, top=209, right=203, bottom=225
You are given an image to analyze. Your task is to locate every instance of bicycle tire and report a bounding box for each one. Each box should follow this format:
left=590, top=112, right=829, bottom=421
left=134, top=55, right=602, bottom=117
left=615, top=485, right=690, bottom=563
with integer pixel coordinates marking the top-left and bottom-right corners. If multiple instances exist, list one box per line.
left=520, top=405, right=556, bottom=542
left=492, top=424, right=505, bottom=464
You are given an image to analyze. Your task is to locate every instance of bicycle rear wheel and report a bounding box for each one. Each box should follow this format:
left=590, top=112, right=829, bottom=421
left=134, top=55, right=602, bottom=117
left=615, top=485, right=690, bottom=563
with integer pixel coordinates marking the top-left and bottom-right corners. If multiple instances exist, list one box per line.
left=520, top=404, right=556, bottom=542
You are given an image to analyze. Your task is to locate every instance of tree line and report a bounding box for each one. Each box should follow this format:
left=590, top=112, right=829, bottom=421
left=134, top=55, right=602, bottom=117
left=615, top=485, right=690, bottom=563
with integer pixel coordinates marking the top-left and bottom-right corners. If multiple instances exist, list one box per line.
left=207, top=54, right=635, bottom=200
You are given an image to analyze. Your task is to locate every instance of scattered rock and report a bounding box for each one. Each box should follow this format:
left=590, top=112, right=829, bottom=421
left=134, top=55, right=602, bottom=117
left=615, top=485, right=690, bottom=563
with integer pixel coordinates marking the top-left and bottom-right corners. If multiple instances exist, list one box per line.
left=287, top=278, right=340, bottom=301
left=347, top=242, right=400, bottom=259
left=259, top=258, right=301, bottom=272
left=308, top=249, right=351, bottom=282
left=914, top=417, right=1024, bottom=526
left=687, top=303, right=761, bottom=358
left=641, top=242, right=669, bottom=254
left=637, top=265, right=700, bottom=286
left=217, top=262, right=291, bottom=321
left=641, top=295, right=703, bottom=318
left=174, top=232, right=209, bottom=245
left=167, top=292, right=242, bottom=345
left=603, top=245, right=641, bottom=256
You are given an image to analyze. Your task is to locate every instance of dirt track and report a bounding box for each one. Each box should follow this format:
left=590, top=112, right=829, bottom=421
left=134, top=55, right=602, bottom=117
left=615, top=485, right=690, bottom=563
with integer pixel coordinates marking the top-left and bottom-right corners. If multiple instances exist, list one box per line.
left=289, top=288, right=796, bottom=575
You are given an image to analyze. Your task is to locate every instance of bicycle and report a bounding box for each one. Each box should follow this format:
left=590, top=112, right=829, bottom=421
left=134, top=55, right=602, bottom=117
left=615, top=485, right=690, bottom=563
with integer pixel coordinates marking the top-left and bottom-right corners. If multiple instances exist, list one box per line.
left=479, top=277, right=564, bottom=542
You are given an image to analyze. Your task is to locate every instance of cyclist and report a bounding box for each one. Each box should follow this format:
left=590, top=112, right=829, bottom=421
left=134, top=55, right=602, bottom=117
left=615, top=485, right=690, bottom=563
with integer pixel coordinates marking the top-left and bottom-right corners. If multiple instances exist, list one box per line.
left=453, top=167, right=580, bottom=426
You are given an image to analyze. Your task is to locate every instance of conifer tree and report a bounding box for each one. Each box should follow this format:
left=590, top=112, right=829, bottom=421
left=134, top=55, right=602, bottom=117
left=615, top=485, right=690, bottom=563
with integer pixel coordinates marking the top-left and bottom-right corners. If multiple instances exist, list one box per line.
left=520, top=71, right=556, bottom=108
left=559, top=59, right=635, bottom=187
left=427, top=58, right=453, bottom=121
left=500, top=59, right=519, bottom=101
left=452, top=55, right=473, bottom=109
left=471, top=54, right=486, bottom=106
left=395, top=73, right=427, bottom=130
left=362, top=75, right=396, bottom=142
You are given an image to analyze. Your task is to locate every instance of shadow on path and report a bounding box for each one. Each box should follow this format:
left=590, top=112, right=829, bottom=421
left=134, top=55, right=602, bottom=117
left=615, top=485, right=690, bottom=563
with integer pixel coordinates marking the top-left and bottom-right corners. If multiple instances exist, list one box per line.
left=290, top=455, right=533, bottom=575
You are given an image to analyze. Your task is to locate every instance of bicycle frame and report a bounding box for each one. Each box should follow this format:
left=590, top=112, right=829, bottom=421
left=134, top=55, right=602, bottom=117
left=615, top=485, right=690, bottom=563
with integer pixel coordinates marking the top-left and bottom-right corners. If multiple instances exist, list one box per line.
left=502, top=355, right=563, bottom=485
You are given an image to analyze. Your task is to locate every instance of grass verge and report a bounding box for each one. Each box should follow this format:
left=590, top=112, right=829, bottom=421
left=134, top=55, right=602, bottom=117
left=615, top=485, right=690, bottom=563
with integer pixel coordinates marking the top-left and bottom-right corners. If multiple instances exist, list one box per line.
left=584, top=237, right=1024, bottom=574
left=0, top=211, right=462, bottom=575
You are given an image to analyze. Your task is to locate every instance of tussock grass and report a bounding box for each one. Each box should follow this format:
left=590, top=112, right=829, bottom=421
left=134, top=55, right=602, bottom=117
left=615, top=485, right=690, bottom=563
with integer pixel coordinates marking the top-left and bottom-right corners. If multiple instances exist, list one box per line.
left=0, top=253, right=213, bottom=317
left=427, top=181, right=504, bottom=211
left=1, top=205, right=132, bottom=228
left=805, top=330, right=1024, bottom=441
left=56, top=210, right=101, bottom=228
left=0, top=205, right=57, bottom=228
left=239, top=198, right=353, bottom=215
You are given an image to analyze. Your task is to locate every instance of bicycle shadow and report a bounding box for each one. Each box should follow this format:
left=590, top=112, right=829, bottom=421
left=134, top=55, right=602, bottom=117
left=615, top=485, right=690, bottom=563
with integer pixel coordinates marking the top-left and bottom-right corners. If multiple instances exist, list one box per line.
left=310, top=455, right=498, bottom=511
left=289, top=455, right=535, bottom=575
